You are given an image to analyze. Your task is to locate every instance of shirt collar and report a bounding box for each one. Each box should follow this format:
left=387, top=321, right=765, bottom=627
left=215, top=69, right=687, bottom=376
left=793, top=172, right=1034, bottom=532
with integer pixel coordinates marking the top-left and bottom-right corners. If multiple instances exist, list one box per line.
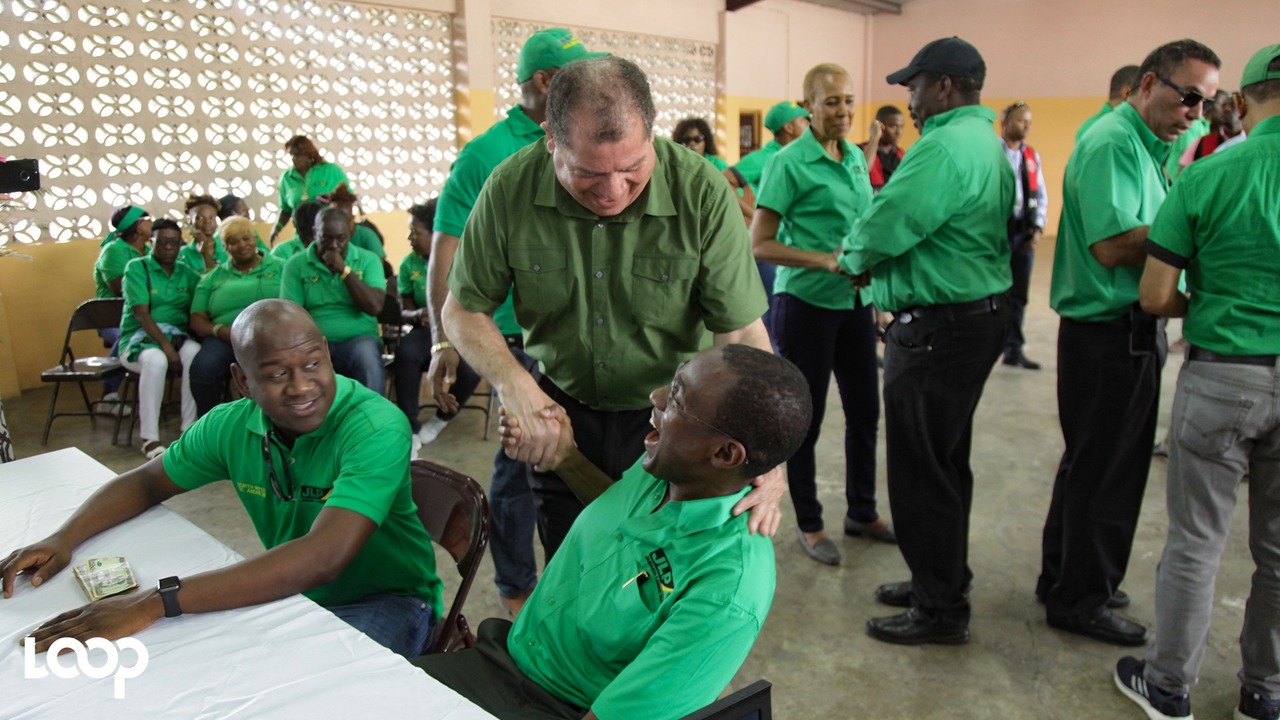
left=1116, top=101, right=1172, bottom=161
left=246, top=374, right=354, bottom=440
left=791, top=128, right=858, bottom=166
left=921, top=104, right=997, bottom=136
left=533, top=137, right=675, bottom=222
left=506, top=105, right=545, bottom=140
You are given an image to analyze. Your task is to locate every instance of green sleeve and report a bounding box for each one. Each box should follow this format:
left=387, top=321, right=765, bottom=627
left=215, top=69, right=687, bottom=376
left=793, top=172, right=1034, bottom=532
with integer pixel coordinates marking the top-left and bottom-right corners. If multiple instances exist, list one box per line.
left=319, top=402, right=411, bottom=526
left=280, top=254, right=305, bottom=305
left=122, top=258, right=149, bottom=311
left=447, top=177, right=513, bottom=316
left=1148, top=177, right=1194, bottom=260
left=352, top=246, right=386, bottom=291
left=99, top=242, right=132, bottom=287
left=754, top=152, right=796, bottom=216
left=191, top=270, right=216, bottom=314
left=397, top=255, right=414, bottom=297
left=161, top=407, right=233, bottom=490
left=591, top=598, right=762, bottom=720
left=1077, top=142, right=1146, bottom=246
left=434, top=146, right=492, bottom=238
left=840, top=140, right=964, bottom=274
left=705, top=154, right=730, bottom=173
left=693, top=175, right=768, bottom=333
left=278, top=170, right=297, bottom=218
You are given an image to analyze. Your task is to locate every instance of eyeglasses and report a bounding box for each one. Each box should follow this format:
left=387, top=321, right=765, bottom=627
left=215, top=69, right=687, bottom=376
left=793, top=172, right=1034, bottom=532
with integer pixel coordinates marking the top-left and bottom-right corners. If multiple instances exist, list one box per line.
left=668, top=387, right=750, bottom=464
left=1157, top=75, right=1216, bottom=112
left=261, top=430, right=295, bottom=501
left=678, top=134, right=705, bottom=146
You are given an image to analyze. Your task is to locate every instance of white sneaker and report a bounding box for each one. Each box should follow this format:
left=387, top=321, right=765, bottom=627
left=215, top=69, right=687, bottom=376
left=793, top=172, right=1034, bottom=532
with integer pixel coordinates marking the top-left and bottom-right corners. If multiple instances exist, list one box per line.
left=411, top=435, right=423, bottom=458
left=417, top=416, right=449, bottom=446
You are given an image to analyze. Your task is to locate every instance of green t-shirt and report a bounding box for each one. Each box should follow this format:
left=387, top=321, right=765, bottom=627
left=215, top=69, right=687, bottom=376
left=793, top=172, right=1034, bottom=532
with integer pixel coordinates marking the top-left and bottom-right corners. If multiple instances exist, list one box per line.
left=351, top=223, right=386, bottom=260
left=271, top=237, right=306, bottom=261
left=1075, top=102, right=1114, bottom=143
left=449, top=137, right=767, bottom=410
left=732, top=140, right=783, bottom=194
left=839, top=105, right=1013, bottom=312
left=162, top=376, right=443, bottom=611
left=437, top=105, right=544, bottom=338
left=1050, top=102, right=1171, bottom=322
left=508, top=458, right=774, bottom=720
left=398, top=252, right=428, bottom=308
left=280, top=244, right=386, bottom=342
left=1146, top=115, right=1280, bottom=355
left=278, top=162, right=349, bottom=218
left=757, top=129, right=871, bottom=310
left=93, top=239, right=147, bottom=299
left=176, top=240, right=228, bottom=278
left=119, top=256, right=200, bottom=362
left=191, top=253, right=286, bottom=327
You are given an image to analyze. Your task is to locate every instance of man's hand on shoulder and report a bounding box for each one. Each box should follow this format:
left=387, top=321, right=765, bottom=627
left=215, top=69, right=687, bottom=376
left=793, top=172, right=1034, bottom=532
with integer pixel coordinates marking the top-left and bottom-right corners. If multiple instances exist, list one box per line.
left=733, top=465, right=785, bottom=537
left=1, top=536, right=73, bottom=599
left=22, top=590, right=163, bottom=654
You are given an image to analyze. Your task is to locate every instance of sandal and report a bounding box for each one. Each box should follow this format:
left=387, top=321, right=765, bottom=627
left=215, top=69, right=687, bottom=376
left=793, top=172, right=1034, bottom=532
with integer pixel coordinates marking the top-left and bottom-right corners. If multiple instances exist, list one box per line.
left=142, top=440, right=166, bottom=459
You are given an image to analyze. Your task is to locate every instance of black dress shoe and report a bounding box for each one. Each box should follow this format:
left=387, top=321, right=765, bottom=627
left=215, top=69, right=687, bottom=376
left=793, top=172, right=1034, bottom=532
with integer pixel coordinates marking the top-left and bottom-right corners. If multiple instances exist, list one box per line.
left=1036, top=589, right=1131, bottom=610
left=875, top=581, right=972, bottom=608
left=866, top=608, right=970, bottom=646
left=1047, top=608, right=1148, bottom=646
left=1002, top=352, right=1042, bottom=370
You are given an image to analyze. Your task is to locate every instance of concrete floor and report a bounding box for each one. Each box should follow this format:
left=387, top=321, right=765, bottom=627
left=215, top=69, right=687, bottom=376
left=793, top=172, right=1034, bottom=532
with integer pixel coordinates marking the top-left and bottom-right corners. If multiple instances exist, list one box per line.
left=3, top=249, right=1256, bottom=720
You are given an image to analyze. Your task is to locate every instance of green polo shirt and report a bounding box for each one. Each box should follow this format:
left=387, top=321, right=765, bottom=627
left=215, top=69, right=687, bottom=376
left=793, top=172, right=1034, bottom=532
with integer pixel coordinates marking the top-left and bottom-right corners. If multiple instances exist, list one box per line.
left=177, top=240, right=228, bottom=278
left=450, top=137, right=767, bottom=410
left=1050, top=102, right=1171, bottom=322
left=191, top=253, right=286, bottom=327
left=732, top=139, right=783, bottom=194
left=119, top=256, right=200, bottom=362
left=757, top=129, right=871, bottom=310
left=280, top=244, right=385, bottom=342
left=398, top=252, right=428, bottom=307
left=509, top=459, right=774, bottom=720
left=272, top=237, right=306, bottom=260
left=436, top=105, right=544, bottom=338
left=351, top=223, right=386, bottom=260
left=162, top=376, right=443, bottom=612
left=839, top=105, right=1013, bottom=313
left=1075, top=102, right=1114, bottom=143
left=93, top=239, right=147, bottom=298
left=278, top=162, right=349, bottom=218
left=1146, top=115, right=1280, bottom=355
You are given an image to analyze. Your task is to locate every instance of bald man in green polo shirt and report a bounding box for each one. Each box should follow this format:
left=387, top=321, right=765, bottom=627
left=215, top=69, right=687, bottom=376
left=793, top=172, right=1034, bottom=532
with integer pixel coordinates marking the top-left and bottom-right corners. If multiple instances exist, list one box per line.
left=1112, top=44, right=1280, bottom=720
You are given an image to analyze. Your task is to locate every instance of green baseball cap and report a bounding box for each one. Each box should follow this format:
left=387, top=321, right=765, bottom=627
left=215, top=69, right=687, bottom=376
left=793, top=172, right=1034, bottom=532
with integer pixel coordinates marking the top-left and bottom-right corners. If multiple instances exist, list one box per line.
left=517, top=28, right=606, bottom=83
left=764, top=101, right=810, bottom=133
left=1241, top=43, right=1280, bottom=89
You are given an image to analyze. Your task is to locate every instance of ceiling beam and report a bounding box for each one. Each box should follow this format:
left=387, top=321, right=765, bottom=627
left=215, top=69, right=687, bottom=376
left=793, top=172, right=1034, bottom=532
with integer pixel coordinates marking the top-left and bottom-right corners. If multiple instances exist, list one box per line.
left=726, top=0, right=767, bottom=11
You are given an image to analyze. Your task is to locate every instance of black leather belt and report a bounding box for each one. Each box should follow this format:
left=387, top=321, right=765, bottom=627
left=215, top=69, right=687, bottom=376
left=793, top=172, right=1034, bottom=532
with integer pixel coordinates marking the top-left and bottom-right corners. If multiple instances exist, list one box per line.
left=896, top=294, right=1002, bottom=325
left=1188, top=346, right=1278, bottom=366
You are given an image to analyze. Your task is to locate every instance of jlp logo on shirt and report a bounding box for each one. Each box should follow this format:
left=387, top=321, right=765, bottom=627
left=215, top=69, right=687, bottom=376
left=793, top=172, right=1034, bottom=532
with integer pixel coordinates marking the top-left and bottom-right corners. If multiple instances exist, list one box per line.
left=645, top=549, right=674, bottom=591
left=299, top=485, right=331, bottom=503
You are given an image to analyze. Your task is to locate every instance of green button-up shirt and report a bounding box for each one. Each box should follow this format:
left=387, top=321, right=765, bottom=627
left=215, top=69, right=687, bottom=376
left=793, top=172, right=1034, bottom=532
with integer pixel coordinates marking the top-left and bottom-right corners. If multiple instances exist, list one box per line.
left=509, top=459, right=774, bottom=720
left=1147, top=114, right=1280, bottom=355
left=163, top=376, right=443, bottom=611
left=1076, top=102, right=1114, bottom=143
left=93, top=239, right=146, bottom=298
left=757, top=129, right=871, bottom=310
left=1051, top=102, right=1171, bottom=322
left=191, top=253, right=285, bottom=327
left=839, top=105, right=1013, bottom=312
left=280, top=244, right=385, bottom=342
left=436, top=105, right=545, bottom=338
left=450, top=137, right=767, bottom=410
left=732, top=139, right=783, bottom=194
left=277, top=161, right=349, bottom=218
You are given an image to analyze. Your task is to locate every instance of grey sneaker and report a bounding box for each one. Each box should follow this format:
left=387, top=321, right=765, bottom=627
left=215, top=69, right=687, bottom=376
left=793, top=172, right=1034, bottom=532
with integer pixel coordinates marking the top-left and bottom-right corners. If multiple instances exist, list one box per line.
left=1238, top=688, right=1280, bottom=720
left=1114, top=656, right=1191, bottom=720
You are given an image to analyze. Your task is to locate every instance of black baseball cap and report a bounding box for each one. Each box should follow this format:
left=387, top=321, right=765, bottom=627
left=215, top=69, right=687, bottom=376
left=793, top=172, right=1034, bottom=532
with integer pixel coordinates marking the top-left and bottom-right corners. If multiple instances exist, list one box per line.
left=886, top=37, right=986, bottom=86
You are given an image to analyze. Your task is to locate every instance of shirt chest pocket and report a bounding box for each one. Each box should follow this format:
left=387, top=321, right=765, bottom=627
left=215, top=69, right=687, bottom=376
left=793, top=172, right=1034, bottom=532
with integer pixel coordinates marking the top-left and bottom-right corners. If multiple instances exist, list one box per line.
left=630, top=255, right=698, bottom=324
left=582, top=573, right=663, bottom=663
left=510, top=246, right=570, bottom=314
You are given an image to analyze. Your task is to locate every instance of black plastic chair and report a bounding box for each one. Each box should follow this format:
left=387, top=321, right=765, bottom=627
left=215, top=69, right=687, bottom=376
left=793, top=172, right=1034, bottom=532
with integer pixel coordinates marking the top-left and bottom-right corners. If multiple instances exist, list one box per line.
left=679, top=680, right=773, bottom=720
left=39, top=298, right=127, bottom=444
left=410, top=459, right=490, bottom=654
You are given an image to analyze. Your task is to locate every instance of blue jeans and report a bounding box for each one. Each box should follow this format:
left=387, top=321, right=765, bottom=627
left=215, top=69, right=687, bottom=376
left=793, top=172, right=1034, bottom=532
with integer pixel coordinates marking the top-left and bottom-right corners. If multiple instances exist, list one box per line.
left=101, top=328, right=122, bottom=395
left=393, top=324, right=481, bottom=432
left=490, top=343, right=540, bottom=599
left=190, top=336, right=236, bottom=417
left=328, top=334, right=385, bottom=395
left=324, top=593, right=436, bottom=658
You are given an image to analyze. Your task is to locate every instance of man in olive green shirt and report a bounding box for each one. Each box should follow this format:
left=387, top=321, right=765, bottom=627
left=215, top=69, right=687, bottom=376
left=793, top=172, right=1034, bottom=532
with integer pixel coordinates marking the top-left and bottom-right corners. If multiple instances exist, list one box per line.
left=837, top=37, right=1012, bottom=646
left=1040, top=40, right=1220, bottom=648
left=281, top=207, right=387, bottom=394
left=417, top=344, right=811, bottom=720
left=1077, top=65, right=1141, bottom=142
left=1, top=299, right=441, bottom=658
left=443, top=56, right=781, bottom=561
left=1114, top=45, right=1280, bottom=720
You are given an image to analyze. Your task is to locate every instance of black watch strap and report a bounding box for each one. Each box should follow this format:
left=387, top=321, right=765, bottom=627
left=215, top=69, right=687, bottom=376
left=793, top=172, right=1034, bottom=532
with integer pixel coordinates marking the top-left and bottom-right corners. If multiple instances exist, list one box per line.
left=157, top=575, right=182, bottom=618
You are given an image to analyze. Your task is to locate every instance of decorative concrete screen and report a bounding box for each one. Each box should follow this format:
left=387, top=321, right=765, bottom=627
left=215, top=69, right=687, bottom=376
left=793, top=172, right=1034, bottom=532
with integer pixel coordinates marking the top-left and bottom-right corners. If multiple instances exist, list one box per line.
left=0, top=0, right=456, bottom=245
left=491, top=18, right=717, bottom=141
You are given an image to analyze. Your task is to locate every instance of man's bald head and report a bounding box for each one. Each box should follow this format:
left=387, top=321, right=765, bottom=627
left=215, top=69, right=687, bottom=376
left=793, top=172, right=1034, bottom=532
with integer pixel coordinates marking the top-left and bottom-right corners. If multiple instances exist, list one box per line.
left=230, top=299, right=335, bottom=441
left=231, top=299, right=321, bottom=366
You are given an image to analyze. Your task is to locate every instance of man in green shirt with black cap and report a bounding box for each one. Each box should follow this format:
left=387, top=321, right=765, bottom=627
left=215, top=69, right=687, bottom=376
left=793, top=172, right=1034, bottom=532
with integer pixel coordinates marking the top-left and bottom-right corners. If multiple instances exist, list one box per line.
left=1112, top=43, right=1280, bottom=720
left=838, top=36, right=1013, bottom=646
left=1040, top=39, right=1220, bottom=649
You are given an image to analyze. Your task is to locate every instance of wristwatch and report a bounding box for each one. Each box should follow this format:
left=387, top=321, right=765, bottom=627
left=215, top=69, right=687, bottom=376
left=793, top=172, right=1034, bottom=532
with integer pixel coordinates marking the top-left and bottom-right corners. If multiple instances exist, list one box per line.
left=157, top=576, right=183, bottom=618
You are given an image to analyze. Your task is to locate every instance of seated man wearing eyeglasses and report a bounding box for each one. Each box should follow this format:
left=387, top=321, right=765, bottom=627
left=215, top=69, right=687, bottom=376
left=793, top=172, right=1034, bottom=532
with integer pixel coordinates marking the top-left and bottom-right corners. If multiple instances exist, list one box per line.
left=415, top=344, right=811, bottom=720
left=0, top=299, right=442, bottom=659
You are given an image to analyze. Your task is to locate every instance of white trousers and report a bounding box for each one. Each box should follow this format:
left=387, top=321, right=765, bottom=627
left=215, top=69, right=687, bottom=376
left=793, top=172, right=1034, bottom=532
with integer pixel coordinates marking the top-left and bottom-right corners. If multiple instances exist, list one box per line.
left=121, top=341, right=201, bottom=443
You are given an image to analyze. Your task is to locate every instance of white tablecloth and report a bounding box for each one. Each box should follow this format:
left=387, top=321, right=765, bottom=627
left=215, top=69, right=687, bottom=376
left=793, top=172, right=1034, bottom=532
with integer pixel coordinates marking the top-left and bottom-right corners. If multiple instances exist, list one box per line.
left=0, top=448, right=496, bottom=719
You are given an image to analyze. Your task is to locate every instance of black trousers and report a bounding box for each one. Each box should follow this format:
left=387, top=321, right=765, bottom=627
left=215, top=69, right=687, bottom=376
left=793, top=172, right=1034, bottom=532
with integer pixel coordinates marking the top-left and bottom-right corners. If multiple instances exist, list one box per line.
left=1038, top=314, right=1164, bottom=619
left=1004, top=231, right=1034, bottom=357
left=883, top=296, right=1010, bottom=626
left=527, top=377, right=651, bottom=561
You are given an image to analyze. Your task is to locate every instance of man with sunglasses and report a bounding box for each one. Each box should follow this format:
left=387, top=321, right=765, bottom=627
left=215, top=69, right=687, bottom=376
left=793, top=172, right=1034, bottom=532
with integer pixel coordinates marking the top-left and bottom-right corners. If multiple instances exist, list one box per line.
left=1, top=299, right=443, bottom=659
left=1040, top=39, right=1220, bottom=647
left=416, top=344, right=811, bottom=720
